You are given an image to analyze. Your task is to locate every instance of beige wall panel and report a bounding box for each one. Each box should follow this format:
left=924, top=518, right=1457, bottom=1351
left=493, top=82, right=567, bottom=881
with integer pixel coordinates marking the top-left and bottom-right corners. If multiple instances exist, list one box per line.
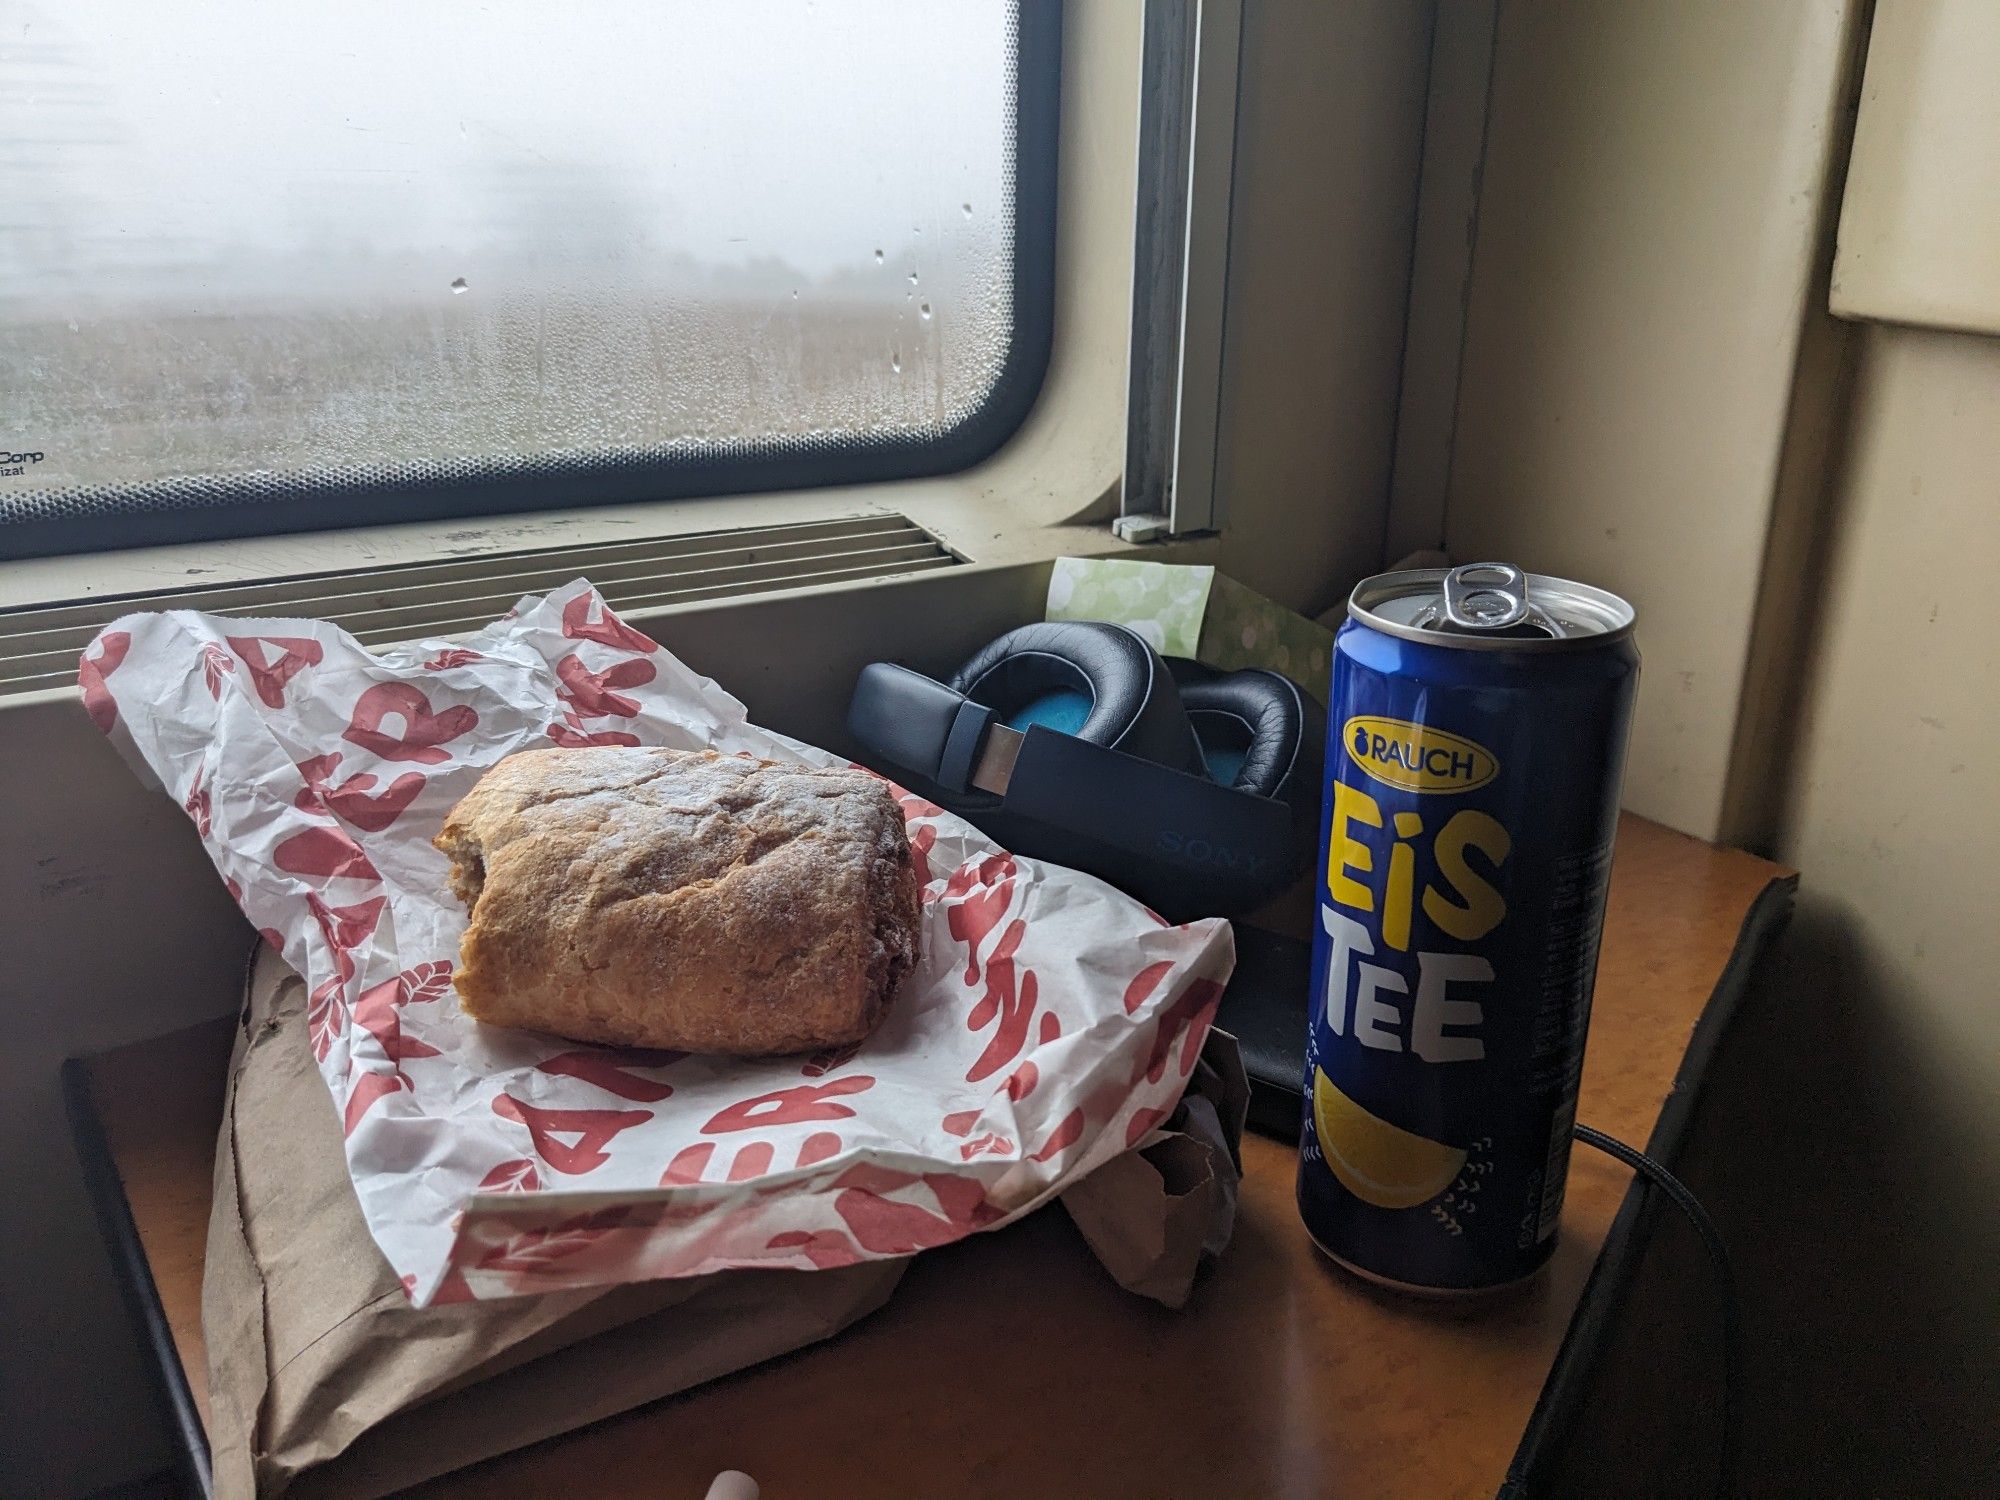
left=1441, top=0, right=1857, bottom=837
left=1571, top=323, right=2000, bottom=1495
left=1769, top=321, right=2000, bottom=1495
left=1832, top=0, right=2000, bottom=336
left=1775, top=324, right=2000, bottom=1085
left=1214, top=0, right=1432, bottom=618
left=1385, top=0, right=1498, bottom=563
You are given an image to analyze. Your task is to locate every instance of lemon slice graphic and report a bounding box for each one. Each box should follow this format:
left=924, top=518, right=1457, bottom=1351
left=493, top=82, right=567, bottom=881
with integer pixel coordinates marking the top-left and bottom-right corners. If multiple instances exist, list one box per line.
left=1312, top=1068, right=1467, bottom=1210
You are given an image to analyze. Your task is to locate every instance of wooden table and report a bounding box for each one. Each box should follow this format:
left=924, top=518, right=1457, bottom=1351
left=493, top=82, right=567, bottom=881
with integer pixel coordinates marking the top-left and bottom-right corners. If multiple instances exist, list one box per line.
left=67, top=815, right=1792, bottom=1499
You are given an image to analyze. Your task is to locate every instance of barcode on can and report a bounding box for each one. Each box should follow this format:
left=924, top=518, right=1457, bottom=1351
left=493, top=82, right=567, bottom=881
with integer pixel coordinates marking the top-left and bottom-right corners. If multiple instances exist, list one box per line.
left=1535, top=1095, right=1578, bottom=1241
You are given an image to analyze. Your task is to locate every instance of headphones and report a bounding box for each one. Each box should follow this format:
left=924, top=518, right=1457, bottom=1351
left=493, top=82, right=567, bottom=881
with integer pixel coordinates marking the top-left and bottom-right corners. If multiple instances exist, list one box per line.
left=846, top=621, right=1323, bottom=920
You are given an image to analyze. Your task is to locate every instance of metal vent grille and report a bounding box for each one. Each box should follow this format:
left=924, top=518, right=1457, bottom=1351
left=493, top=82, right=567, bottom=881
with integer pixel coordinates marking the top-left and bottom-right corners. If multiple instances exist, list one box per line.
left=1, top=513, right=960, bottom=697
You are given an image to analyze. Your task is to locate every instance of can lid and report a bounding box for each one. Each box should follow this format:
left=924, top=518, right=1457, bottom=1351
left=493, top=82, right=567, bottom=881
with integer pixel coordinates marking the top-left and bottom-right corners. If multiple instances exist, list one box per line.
left=1349, top=563, right=1634, bottom=652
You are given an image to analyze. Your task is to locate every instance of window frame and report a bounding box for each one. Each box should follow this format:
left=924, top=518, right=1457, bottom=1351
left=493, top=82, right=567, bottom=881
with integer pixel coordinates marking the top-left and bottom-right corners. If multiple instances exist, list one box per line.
left=1121, top=0, right=1244, bottom=540
left=0, top=1, right=1062, bottom=563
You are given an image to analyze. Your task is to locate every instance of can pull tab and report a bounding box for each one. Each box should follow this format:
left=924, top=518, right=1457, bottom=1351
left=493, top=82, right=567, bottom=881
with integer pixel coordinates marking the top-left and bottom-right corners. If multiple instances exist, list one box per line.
left=1443, top=563, right=1531, bottom=632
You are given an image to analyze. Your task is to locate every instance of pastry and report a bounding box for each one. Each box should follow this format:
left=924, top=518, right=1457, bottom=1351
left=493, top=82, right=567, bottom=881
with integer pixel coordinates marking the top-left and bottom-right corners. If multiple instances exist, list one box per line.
left=436, top=746, right=921, bottom=1054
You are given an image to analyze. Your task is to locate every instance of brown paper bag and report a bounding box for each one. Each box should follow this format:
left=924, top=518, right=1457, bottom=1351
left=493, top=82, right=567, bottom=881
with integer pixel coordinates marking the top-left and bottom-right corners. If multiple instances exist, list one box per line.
left=204, top=951, right=906, bottom=1498
left=1059, top=1031, right=1250, bottom=1307
left=206, top=948, right=1246, bottom=1496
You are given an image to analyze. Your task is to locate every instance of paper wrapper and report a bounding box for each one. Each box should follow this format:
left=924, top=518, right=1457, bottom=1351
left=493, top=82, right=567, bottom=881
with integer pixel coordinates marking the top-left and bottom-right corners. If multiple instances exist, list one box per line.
left=212, top=949, right=1246, bottom=1497
left=82, top=579, right=1235, bottom=1307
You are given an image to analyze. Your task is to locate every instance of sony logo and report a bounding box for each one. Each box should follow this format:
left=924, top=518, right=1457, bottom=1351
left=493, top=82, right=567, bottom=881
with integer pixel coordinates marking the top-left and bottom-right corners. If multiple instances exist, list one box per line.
left=1157, top=829, right=1266, bottom=873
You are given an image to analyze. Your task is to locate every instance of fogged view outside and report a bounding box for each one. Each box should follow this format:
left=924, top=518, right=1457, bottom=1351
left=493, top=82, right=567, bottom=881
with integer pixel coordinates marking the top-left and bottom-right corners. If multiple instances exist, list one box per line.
left=0, top=1, right=1016, bottom=496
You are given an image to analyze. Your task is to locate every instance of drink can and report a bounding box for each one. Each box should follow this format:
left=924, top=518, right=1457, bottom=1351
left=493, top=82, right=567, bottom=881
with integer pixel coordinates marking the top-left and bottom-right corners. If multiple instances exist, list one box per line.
left=1297, top=563, right=1639, bottom=1291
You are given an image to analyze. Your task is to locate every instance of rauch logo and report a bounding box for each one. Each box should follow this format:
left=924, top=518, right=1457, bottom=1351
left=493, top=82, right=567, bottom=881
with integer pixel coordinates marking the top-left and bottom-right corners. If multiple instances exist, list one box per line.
left=1342, top=716, right=1498, bottom=794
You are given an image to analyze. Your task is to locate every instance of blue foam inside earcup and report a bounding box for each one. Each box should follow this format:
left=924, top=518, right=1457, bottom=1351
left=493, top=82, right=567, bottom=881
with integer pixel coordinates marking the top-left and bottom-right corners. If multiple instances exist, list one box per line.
left=1002, top=689, right=1094, bottom=737
left=1199, top=744, right=1249, bottom=787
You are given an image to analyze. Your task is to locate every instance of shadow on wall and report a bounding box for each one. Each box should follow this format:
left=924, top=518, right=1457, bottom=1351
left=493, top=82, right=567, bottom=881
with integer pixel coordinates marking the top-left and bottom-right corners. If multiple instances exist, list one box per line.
left=1548, top=898, right=2000, bottom=1495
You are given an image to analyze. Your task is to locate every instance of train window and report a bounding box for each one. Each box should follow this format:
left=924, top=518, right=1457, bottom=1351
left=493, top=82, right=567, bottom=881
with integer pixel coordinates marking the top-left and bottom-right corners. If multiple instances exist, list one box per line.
left=0, top=0, right=1057, bottom=558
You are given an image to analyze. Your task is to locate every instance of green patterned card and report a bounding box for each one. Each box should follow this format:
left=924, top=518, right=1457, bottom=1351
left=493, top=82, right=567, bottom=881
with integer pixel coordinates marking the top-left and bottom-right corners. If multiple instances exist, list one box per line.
left=1045, top=557, right=1335, bottom=699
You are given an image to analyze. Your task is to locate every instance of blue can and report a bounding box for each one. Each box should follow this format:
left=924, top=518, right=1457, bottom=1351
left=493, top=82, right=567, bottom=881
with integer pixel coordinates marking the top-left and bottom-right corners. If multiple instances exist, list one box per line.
left=1297, top=563, right=1638, bottom=1291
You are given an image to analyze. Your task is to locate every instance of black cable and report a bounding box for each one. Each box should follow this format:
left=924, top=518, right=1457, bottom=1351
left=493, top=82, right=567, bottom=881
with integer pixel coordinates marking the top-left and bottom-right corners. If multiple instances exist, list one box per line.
left=1572, top=1123, right=1741, bottom=1500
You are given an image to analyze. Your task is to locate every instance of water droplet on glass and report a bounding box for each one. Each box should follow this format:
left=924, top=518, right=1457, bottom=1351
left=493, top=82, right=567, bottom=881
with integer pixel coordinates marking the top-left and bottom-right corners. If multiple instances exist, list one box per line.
left=919, top=302, right=932, bottom=320
left=962, top=202, right=973, bottom=218
left=450, top=277, right=469, bottom=295
left=907, top=271, right=918, bottom=284
left=891, top=353, right=902, bottom=373
left=791, top=289, right=799, bottom=299
left=873, top=249, right=884, bottom=264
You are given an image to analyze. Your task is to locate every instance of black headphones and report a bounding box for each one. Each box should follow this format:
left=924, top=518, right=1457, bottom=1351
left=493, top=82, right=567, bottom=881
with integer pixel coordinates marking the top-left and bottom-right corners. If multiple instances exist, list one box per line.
left=846, top=621, right=1323, bottom=920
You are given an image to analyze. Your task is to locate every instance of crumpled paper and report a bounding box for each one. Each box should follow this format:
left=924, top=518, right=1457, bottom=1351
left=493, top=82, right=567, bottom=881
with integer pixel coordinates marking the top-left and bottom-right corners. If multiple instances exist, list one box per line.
left=82, top=579, right=1235, bottom=1306
left=1060, top=1030, right=1250, bottom=1307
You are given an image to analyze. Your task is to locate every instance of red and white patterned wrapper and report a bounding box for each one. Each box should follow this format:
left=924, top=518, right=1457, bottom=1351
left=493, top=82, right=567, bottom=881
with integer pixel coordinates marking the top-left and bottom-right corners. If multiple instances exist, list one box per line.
left=80, top=580, right=1234, bottom=1306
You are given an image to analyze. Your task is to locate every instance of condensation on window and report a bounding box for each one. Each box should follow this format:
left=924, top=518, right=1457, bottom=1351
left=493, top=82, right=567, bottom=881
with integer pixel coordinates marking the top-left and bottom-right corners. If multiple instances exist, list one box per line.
left=0, top=1, right=1016, bottom=493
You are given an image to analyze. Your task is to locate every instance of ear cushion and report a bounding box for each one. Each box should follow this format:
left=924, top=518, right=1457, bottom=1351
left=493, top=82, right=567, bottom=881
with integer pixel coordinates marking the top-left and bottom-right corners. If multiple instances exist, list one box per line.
left=1166, top=657, right=1320, bottom=806
left=949, top=622, right=1206, bottom=777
